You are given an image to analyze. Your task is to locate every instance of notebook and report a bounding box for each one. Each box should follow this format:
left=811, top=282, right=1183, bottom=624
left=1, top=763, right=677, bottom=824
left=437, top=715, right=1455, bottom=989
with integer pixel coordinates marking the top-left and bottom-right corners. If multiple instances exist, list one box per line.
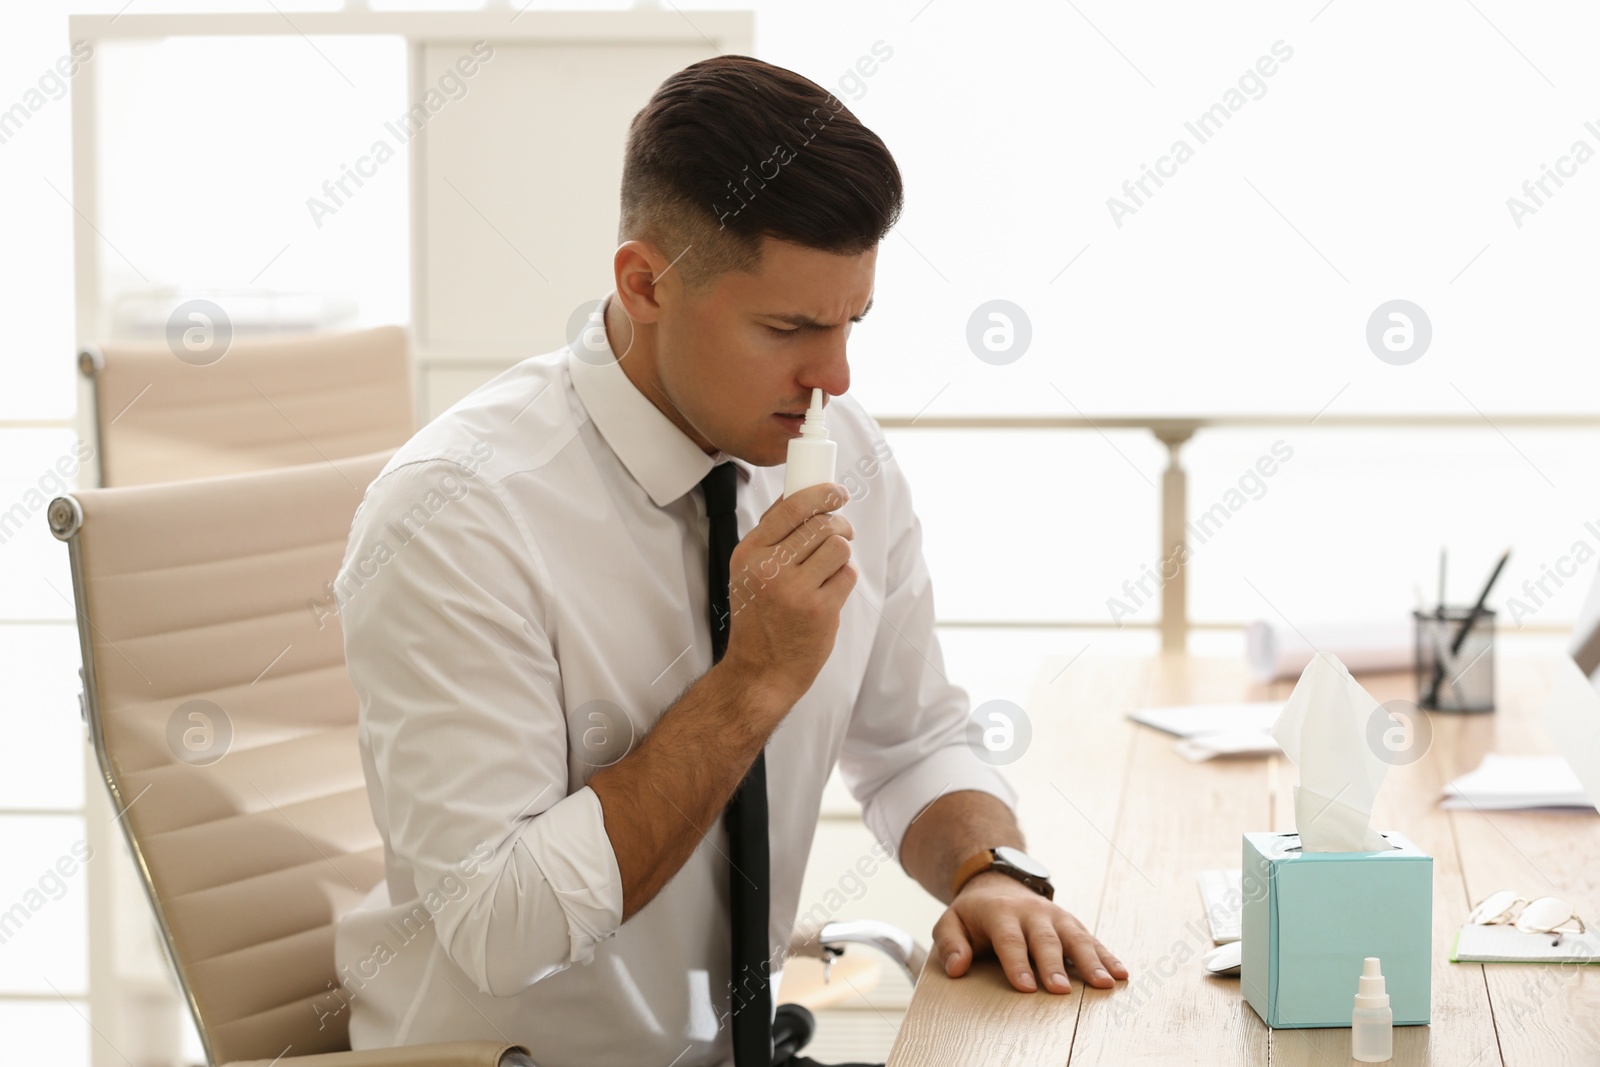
left=1451, top=923, right=1600, bottom=964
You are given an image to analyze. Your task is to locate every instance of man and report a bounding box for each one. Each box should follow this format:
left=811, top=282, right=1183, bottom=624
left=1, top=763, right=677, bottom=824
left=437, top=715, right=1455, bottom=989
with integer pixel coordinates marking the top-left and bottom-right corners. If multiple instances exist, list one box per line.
left=333, top=54, right=1127, bottom=1067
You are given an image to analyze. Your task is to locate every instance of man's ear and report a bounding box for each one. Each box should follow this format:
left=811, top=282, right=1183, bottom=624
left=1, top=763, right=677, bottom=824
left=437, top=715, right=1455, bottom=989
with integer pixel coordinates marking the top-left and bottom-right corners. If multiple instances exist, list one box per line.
left=613, top=240, right=672, bottom=325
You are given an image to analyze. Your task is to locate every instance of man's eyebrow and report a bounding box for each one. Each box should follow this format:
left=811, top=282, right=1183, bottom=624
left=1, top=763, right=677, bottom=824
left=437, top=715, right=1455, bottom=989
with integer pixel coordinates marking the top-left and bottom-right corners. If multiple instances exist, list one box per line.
left=764, top=296, right=874, bottom=329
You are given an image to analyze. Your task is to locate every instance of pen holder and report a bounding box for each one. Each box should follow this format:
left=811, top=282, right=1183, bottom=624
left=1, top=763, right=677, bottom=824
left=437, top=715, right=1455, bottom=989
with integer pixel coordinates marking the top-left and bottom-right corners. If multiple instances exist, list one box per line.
left=1413, top=607, right=1495, bottom=713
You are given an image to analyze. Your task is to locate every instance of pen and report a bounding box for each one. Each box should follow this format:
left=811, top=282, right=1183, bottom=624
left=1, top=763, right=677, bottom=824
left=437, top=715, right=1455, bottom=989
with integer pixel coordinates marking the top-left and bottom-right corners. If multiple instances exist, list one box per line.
left=1436, top=547, right=1447, bottom=620
left=1427, top=548, right=1510, bottom=706
left=1450, top=549, right=1510, bottom=657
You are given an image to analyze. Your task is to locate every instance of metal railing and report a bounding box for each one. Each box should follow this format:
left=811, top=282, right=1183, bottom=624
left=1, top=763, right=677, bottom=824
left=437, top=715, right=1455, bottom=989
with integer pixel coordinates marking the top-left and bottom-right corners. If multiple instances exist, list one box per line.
left=9, top=412, right=1594, bottom=650
left=878, top=413, right=1600, bottom=651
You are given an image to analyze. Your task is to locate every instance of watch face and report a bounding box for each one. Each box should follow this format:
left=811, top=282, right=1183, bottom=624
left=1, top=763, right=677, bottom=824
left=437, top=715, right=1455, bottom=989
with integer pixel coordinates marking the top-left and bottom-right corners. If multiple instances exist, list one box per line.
left=994, top=846, right=1050, bottom=880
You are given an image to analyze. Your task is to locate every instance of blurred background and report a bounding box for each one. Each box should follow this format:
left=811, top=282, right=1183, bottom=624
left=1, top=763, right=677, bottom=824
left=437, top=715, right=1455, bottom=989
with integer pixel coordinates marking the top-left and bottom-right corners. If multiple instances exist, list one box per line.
left=4, top=0, right=1598, bottom=1062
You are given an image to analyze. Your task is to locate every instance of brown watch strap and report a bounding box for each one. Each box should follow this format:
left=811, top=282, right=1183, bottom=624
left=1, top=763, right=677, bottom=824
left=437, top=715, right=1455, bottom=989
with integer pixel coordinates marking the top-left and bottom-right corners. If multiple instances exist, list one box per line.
left=949, top=848, right=996, bottom=899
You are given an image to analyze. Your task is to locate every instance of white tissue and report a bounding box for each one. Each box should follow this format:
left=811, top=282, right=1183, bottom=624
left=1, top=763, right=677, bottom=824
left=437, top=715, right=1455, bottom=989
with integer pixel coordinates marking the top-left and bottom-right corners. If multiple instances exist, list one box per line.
left=1271, top=652, right=1391, bottom=852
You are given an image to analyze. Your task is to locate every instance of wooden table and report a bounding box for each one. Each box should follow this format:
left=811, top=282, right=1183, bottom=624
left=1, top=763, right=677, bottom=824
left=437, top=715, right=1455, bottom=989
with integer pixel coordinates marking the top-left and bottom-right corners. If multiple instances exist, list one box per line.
left=885, top=654, right=1600, bottom=1065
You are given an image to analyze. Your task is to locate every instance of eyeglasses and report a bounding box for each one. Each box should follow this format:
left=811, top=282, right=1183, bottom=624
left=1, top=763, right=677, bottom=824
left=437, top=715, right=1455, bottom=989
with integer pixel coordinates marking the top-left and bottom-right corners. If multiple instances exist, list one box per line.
left=1467, top=890, right=1587, bottom=935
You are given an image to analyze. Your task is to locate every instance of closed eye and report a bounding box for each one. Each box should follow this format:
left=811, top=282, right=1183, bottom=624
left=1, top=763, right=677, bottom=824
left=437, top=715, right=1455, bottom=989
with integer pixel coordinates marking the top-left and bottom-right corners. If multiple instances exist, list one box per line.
left=765, top=324, right=799, bottom=336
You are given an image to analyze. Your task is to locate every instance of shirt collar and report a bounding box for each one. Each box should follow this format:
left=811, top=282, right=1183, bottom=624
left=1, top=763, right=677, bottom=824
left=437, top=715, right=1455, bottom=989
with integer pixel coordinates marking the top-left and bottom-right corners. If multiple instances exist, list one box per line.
left=569, top=293, right=754, bottom=508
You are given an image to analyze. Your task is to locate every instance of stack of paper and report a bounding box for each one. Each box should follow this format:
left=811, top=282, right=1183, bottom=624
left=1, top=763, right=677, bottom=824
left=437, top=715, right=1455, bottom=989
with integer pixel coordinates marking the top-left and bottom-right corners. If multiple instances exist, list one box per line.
left=1440, top=754, right=1595, bottom=811
left=1127, top=702, right=1284, bottom=762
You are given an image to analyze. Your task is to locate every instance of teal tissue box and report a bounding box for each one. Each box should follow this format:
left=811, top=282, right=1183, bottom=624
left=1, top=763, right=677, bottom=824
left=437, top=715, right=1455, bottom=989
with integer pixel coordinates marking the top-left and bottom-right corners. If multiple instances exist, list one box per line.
left=1241, top=830, right=1431, bottom=1028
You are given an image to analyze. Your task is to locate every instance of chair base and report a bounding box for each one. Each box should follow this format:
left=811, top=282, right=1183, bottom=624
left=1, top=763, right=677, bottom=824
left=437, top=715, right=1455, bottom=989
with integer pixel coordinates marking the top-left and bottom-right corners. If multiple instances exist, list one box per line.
left=773, top=1002, right=816, bottom=1064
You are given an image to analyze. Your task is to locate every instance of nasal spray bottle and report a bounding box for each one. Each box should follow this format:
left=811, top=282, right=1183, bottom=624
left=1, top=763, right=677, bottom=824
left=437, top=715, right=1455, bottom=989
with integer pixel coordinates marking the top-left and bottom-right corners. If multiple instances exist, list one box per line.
left=782, top=388, right=836, bottom=497
left=1351, top=957, right=1393, bottom=1063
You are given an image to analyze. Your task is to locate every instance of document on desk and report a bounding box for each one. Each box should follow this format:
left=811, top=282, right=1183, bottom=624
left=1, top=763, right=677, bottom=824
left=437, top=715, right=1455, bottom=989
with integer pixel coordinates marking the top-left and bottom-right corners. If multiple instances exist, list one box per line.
left=1129, top=702, right=1285, bottom=762
left=1439, top=753, right=1595, bottom=811
left=1129, top=701, right=1284, bottom=737
left=1451, top=923, right=1600, bottom=964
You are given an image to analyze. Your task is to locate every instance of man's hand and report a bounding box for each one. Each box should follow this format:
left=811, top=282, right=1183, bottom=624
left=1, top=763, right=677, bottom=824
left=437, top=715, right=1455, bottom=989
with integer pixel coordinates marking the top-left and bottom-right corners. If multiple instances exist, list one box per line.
left=932, top=871, right=1129, bottom=994
left=722, top=481, right=856, bottom=706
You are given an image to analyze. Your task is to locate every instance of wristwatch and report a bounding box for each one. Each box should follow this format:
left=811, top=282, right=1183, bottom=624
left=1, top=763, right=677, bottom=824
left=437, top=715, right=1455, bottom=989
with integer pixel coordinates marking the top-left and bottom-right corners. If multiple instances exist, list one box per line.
left=950, top=846, right=1055, bottom=901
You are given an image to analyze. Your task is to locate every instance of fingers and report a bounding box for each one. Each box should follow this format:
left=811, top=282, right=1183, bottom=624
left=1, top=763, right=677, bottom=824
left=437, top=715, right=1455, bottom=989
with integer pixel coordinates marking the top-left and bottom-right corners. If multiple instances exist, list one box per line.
left=734, top=484, right=853, bottom=602
left=1094, top=939, right=1130, bottom=982
left=739, top=511, right=851, bottom=600
left=727, top=517, right=853, bottom=616
left=795, top=531, right=853, bottom=585
left=935, top=907, right=1043, bottom=994
left=937, top=895, right=1131, bottom=997
left=988, top=920, right=1038, bottom=993
left=1024, top=921, right=1072, bottom=994
left=753, top=482, right=848, bottom=547
left=818, top=558, right=858, bottom=601
left=932, top=908, right=975, bottom=979
left=1056, top=916, right=1122, bottom=989
left=780, top=512, right=854, bottom=571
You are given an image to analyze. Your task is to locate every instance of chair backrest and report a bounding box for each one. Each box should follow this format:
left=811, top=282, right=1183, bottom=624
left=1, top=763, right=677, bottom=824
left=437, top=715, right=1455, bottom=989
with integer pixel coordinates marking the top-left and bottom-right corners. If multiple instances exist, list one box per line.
left=50, top=451, right=394, bottom=1065
left=80, top=326, right=414, bottom=487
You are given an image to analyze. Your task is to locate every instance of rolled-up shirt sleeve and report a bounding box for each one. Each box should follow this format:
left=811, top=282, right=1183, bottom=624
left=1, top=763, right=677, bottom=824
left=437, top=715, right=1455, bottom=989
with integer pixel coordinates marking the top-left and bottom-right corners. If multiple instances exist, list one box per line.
left=837, top=444, right=1020, bottom=861
left=340, top=458, right=623, bottom=998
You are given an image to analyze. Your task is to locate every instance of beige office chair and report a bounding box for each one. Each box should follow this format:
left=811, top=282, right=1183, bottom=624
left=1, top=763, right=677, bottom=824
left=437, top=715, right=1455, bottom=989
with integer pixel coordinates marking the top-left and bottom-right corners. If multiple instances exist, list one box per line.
left=49, top=451, right=528, bottom=1067
left=79, top=325, right=415, bottom=487
left=48, top=449, right=919, bottom=1064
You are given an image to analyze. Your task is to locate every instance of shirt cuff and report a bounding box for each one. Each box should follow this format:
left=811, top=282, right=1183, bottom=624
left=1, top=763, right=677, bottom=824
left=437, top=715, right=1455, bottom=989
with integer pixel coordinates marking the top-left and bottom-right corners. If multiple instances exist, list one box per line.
left=517, top=785, right=625, bottom=966
left=859, top=747, right=1021, bottom=863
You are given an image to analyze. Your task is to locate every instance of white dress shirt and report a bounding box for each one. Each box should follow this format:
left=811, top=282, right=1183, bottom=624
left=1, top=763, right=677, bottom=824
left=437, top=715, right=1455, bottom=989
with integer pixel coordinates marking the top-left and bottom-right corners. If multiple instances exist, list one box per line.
left=333, top=295, right=1019, bottom=1066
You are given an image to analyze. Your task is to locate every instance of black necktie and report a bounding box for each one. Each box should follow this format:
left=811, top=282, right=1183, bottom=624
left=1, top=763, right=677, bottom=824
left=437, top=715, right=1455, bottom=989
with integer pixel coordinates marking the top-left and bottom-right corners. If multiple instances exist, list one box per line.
left=700, top=462, right=771, bottom=1066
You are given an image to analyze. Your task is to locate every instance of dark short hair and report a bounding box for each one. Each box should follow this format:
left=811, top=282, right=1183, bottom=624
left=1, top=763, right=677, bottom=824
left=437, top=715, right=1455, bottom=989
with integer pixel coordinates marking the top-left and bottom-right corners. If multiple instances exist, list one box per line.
left=619, top=54, right=903, bottom=289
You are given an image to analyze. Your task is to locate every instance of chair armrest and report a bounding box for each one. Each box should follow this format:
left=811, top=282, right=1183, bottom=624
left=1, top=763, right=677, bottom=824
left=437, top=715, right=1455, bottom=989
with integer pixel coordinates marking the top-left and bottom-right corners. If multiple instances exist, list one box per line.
left=222, top=1042, right=534, bottom=1067
left=788, top=918, right=929, bottom=983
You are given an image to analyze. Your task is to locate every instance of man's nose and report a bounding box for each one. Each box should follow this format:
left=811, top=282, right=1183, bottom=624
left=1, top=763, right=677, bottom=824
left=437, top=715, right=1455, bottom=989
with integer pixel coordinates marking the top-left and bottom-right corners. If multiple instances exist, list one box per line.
left=802, top=336, right=851, bottom=399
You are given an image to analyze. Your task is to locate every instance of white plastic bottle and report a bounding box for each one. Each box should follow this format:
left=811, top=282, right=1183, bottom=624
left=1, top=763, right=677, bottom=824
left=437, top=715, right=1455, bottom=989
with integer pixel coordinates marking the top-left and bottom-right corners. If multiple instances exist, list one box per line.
left=782, top=388, right=836, bottom=498
left=1351, top=956, right=1393, bottom=1063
